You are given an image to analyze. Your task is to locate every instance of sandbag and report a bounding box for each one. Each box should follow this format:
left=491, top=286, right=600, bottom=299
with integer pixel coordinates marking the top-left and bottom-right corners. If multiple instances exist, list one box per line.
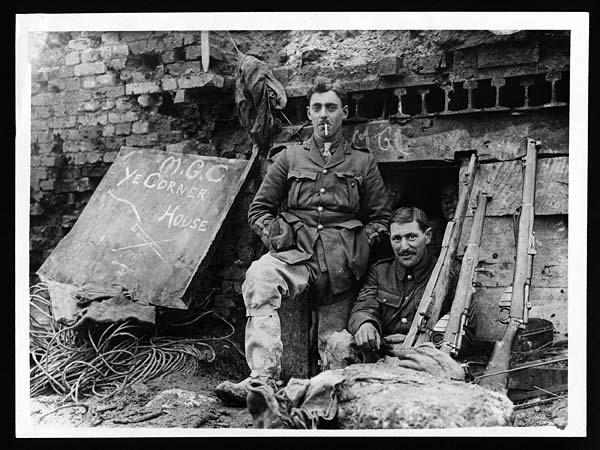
left=248, top=354, right=513, bottom=429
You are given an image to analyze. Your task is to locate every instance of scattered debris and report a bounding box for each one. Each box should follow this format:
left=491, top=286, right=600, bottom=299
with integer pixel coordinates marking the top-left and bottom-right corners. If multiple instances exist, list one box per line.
left=112, top=409, right=164, bottom=424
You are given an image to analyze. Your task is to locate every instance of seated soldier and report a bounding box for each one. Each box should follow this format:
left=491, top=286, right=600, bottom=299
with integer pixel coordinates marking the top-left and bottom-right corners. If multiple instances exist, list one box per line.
left=321, top=206, right=460, bottom=367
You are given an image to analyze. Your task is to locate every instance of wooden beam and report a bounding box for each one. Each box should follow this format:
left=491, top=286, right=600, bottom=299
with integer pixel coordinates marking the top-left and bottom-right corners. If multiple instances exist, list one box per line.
left=472, top=286, right=568, bottom=341
left=457, top=215, right=568, bottom=288
left=461, top=156, right=568, bottom=216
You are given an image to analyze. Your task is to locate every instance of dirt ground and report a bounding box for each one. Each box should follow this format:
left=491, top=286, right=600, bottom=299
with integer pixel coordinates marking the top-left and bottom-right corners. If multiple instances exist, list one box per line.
left=28, top=360, right=568, bottom=431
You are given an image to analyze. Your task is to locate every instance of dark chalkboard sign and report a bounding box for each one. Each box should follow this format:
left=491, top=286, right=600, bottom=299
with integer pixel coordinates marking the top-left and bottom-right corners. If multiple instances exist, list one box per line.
left=38, top=146, right=256, bottom=309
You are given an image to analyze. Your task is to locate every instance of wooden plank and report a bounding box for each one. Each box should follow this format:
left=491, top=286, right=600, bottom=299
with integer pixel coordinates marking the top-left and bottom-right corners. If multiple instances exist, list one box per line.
left=472, top=287, right=567, bottom=341
left=38, top=146, right=255, bottom=310
left=457, top=215, right=568, bottom=288
left=279, top=292, right=311, bottom=382
left=460, top=156, right=568, bottom=216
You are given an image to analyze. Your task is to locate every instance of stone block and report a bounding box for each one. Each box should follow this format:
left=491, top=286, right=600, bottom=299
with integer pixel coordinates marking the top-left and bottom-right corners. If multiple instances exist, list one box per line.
left=177, top=73, right=224, bottom=90
left=378, top=56, right=404, bottom=77
left=74, top=62, right=107, bottom=77
left=173, top=90, right=186, bottom=103
left=119, top=69, right=133, bottom=81
left=121, top=111, right=139, bottom=122
left=57, top=66, right=75, bottom=78
left=132, top=71, right=148, bottom=83
left=137, top=94, right=154, bottom=107
left=162, top=51, right=176, bottom=64
left=103, top=151, right=118, bottom=163
left=111, top=44, right=130, bottom=58
left=48, top=79, right=66, bottom=92
left=101, top=32, right=120, bottom=44
left=32, top=130, right=53, bottom=144
left=33, top=106, right=52, bottom=119
left=108, top=112, right=121, bottom=124
left=120, top=31, right=154, bottom=42
left=115, top=123, right=132, bottom=135
left=61, top=129, right=81, bottom=141
left=81, top=101, right=100, bottom=112
left=115, top=98, right=133, bottom=110
left=161, top=77, right=177, bottom=91
left=32, top=67, right=51, bottom=82
left=39, top=180, right=58, bottom=191
left=125, top=132, right=158, bottom=147
left=67, top=37, right=92, bottom=51
left=65, top=52, right=80, bottom=66
left=63, top=90, right=93, bottom=104
left=99, top=46, right=113, bottom=59
left=50, top=115, right=77, bottom=128
left=82, top=76, right=97, bottom=89
left=125, top=82, right=161, bottom=95
left=132, top=121, right=149, bottom=134
left=30, top=167, right=48, bottom=181
left=69, top=153, right=88, bottom=165
left=128, top=39, right=160, bottom=55
left=104, top=86, right=126, bottom=98
left=101, top=99, right=116, bottom=110
left=185, top=45, right=202, bottom=60
left=31, top=93, right=56, bottom=106
left=79, top=126, right=102, bottom=140
left=103, top=125, right=115, bottom=137
left=64, top=77, right=81, bottom=91
left=162, top=34, right=184, bottom=49
left=107, top=58, right=127, bottom=70
left=85, top=150, right=103, bottom=163
left=96, top=73, right=116, bottom=86
left=31, top=119, right=48, bottom=132
left=31, top=82, right=43, bottom=95
left=81, top=49, right=101, bottom=63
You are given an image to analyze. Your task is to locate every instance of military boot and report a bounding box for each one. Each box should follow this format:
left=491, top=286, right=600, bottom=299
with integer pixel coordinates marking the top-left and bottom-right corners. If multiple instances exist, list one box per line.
left=215, top=376, right=280, bottom=406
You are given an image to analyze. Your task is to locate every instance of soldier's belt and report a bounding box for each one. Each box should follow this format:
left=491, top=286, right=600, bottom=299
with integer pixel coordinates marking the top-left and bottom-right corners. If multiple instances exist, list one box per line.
left=287, top=209, right=358, bottom=227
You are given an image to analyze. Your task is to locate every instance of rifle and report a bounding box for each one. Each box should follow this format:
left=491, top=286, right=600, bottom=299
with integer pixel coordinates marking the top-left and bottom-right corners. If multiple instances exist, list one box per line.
left=439, top=191, right=491, bottom=357
left=402, top=153, right=478, bottom=348
left=479, top=138, right=539, bottom=392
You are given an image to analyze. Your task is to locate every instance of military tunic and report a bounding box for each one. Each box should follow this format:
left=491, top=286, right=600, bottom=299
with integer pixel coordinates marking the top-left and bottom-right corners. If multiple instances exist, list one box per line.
left=248, top=136, right=391, bottom=298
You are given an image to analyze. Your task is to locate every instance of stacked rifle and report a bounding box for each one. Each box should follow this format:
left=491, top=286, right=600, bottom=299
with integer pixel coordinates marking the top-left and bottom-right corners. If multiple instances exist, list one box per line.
left=404, top=139, right=558, bottom=398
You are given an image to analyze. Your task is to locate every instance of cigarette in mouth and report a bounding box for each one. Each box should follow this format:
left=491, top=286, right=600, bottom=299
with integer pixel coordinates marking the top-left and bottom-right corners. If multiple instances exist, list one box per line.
left=324, top=124, right=328, bottom=135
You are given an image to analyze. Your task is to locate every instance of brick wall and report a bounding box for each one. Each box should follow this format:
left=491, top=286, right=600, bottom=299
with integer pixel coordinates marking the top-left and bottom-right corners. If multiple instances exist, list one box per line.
left=29, top=31, right=267, bottom=301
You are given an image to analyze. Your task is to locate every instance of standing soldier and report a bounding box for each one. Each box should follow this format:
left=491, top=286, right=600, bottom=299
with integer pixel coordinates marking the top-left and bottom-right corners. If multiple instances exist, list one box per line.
left=215, top=77, right=391, bottom=404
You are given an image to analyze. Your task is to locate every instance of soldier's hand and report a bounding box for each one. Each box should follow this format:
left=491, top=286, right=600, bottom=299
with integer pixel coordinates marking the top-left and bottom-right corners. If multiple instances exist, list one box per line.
left=354, top=322, right=381, bottom=352
left=383, top=333, right=406, bottom=344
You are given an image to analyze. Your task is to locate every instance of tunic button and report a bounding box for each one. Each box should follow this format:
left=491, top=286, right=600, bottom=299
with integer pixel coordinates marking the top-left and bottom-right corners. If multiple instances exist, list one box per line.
left=317, top=206, right=323, bottom=212
left=405, top=296, right=409, bottom=301
left=401, top=317, right=408, bottom=324
left=323, top=169, right=328, bottom=174
left=382, top=298, right=387, bottom=303
left=407, top=274, right=413, bottom=280
left=319, top=188, right=326, bottom=194
left=317, top=224, right=324, bottom=231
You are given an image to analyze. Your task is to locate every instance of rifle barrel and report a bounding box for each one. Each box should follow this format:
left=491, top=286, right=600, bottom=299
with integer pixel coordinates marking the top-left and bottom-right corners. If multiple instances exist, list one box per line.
left=403, top=153, right=479, bottom=348
left=441, top=191, right=490, bottom=355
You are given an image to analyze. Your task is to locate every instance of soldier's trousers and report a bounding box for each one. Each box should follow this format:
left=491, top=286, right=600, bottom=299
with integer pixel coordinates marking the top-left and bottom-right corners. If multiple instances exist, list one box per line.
left=242, top=251, right=358, bottom=379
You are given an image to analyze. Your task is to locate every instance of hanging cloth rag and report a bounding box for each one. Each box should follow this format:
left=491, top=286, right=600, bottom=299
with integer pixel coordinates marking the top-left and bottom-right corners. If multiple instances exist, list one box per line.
left=235, top=53, right=287, bottom=153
